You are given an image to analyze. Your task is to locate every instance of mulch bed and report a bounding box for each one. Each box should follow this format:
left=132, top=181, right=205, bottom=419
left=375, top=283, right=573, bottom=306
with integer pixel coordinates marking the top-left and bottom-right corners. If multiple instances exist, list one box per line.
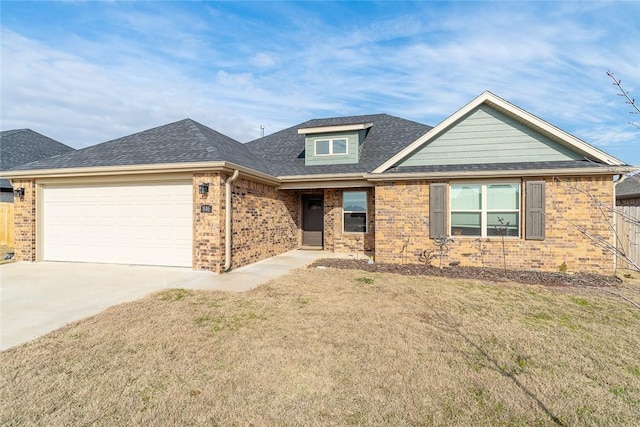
left=309, top=258, right=622, bottom=288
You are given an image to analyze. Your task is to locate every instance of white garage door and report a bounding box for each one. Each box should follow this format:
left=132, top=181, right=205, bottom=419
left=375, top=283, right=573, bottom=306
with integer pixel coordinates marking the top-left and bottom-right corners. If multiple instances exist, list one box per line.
left=42, top=180, right=193, bottom=267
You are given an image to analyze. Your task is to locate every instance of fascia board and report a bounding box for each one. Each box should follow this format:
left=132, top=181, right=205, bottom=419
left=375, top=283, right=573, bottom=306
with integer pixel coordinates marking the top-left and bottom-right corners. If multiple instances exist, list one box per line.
left=373, top=91, right=625, bottom=173
left=365, top=166, right=633, bottom=182
left=278, top=179, right=373, bottom=190
left=297, top=122, right=373, bottom=134
left=278, top=172, right=367, bottom=182
left=3, top=161, right=282, bottom=186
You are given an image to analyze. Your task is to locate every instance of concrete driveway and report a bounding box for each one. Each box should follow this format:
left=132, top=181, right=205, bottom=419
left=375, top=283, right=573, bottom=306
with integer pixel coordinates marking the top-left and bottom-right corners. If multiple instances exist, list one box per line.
left=0, top=249, right=341, bottom=351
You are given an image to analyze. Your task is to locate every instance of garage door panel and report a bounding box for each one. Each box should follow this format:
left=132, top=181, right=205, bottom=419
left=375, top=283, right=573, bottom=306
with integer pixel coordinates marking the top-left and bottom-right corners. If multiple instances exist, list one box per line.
left=43, top=181, right=193, bottom=267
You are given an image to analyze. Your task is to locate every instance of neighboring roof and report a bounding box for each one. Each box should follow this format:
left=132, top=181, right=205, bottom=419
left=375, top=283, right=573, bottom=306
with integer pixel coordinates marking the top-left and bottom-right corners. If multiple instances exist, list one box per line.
left=374, top=91, right=626, bottom=173
left=616, top=173, right=640, bottom=199
left=0, top=129, right=74, bottom=188
left=246, top=114, right=432, bottom=176
left=7, top=119, right=266, bottom=173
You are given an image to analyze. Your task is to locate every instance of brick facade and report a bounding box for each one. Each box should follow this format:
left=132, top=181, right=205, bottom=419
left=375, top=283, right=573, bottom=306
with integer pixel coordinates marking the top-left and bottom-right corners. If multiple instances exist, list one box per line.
left=322, top=188, right=375, bottom=256
left=11, top=179, right=37, bottom=261
left=10, top=172, right=618, bottom=275
left=228, top=178, right=299, bottom=271
left=193, top=173, right=225, bottom=272
left=375, top=176, right=616, bottom=274
left=193, top=174, right=300, bottom=273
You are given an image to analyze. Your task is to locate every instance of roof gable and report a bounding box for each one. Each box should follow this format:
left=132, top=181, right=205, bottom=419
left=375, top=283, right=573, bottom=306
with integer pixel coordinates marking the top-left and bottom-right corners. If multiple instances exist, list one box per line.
left=374, top=91, right=625, bottom=173
left=397, top=104, right=583, bottom=167
left=246, top=113, right=432, bottom=176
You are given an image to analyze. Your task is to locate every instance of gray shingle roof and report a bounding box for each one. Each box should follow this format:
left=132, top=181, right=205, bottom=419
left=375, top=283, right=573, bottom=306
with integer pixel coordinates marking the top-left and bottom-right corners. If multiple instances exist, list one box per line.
left=1, top=129, right=74, bottom=189
left=616, top=173, right=640, bottom=199
left=245, top=114, right=432, bottom=176
left=8, top=119, right=265, bottom=173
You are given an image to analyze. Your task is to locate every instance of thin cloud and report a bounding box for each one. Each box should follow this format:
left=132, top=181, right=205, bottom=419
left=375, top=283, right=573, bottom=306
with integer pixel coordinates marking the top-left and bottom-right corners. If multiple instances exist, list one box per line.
left=1, top=1, right=639, bottom=163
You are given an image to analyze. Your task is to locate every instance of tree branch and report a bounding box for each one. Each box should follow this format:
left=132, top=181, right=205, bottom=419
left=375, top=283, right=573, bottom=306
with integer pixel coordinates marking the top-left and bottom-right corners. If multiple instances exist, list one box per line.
left=607, top=71, right=640, bottom=128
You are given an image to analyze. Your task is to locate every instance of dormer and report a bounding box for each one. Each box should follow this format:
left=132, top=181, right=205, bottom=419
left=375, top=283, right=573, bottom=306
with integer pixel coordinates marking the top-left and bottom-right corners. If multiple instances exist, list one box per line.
left=298, top=122, right=372, bottom=166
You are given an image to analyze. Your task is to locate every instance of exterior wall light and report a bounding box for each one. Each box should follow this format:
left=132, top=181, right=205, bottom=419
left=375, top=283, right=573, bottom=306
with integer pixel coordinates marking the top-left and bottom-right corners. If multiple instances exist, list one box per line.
left=13, top=187, right=25, bottom=198
left=199, top=183, right=209, bottom=195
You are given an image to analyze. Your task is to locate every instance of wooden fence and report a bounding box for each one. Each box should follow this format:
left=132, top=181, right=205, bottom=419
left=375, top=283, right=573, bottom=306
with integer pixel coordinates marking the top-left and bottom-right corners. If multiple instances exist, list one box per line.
left=0, top=202, right=14, bottom=247
left=616, top=205, right=640, bottom=271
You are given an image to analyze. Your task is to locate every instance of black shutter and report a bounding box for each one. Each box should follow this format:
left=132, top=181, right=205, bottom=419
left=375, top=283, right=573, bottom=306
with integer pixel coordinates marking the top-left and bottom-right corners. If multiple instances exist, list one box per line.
left=525, top=181, right=546, bottom=240
left=430, top=183, right=447, bottom=238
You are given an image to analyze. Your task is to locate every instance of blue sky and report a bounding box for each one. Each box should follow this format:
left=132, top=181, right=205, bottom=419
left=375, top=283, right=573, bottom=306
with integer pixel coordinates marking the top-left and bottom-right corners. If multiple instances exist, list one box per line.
left=2, top=1, right=639, bottom=164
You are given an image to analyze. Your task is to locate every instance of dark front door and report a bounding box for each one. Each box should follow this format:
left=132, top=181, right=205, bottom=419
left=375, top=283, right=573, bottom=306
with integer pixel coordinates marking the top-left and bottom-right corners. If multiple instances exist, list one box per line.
left=302, top=195, right=324, bottom=247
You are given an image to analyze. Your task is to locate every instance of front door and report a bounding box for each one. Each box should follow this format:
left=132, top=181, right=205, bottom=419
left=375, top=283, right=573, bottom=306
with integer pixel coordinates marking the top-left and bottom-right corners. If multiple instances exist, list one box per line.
left=302, top=195, right=324, bottom=247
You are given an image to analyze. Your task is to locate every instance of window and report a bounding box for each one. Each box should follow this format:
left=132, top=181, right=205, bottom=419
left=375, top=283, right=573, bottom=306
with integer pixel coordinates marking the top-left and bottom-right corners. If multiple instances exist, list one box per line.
left=343, top=191, right=367, bottom=232
left=450, top=183, right=520, bottom=237
left=314, top=138, right=348, bottom=156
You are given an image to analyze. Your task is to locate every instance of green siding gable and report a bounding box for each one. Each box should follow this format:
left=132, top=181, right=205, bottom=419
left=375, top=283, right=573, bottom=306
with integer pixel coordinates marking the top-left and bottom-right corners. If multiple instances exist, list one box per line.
left=304, top=131, right=362, bottom=166
left=398, top=105, right=583, bottom=167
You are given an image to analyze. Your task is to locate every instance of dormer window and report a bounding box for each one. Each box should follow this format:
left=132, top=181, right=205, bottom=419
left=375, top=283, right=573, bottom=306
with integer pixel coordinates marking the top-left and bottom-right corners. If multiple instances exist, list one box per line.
left=314, top=138, right=348, bottom=156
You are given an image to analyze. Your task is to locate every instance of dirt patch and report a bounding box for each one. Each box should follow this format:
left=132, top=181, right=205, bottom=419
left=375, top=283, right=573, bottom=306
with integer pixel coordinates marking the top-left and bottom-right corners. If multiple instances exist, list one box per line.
left=310, top=258, right=623, bottom=287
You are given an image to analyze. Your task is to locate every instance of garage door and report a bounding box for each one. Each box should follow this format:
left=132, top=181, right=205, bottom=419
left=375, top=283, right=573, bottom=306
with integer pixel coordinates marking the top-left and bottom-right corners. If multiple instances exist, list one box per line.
left=42, top=180, right=193, bottom=267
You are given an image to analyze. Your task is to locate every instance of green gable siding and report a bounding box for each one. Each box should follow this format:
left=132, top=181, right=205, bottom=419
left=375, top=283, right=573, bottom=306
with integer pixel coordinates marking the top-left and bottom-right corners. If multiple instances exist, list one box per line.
left=398, top=105, right=583, bottom=167
left=305, top=131, right=360, bottom=166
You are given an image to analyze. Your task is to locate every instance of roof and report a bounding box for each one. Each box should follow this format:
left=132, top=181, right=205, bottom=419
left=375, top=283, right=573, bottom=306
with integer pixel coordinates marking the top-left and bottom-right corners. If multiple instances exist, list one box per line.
left=246, top=113, right=432, bottom=176
left=8, top=119, right=265, bottom=173
left=3, top=94, right=630, bottom=182
left=0, top=129, right=74, bottom=188
left=616, top=173, right=640, bottom=199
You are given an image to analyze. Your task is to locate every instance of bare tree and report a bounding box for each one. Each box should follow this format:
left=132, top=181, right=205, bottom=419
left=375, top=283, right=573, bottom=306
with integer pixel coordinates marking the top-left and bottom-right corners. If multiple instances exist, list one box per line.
left=607, top=71, right=640, bottom=129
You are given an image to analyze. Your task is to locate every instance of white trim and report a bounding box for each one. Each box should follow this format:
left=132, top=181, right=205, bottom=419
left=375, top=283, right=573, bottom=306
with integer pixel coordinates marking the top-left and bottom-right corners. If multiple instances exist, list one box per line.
left=313, top=138, right=349, bottom=156
left=278, top=180, right=373, bottom=190
left=298, top=122, right=373, bottom=134
left=373, top=91, right=626, bottom=173
left=364, top=166, right=632, bottom=181
left=2, top=161, right=281, bottom=186
left=449, top=181, right=521, bottom=238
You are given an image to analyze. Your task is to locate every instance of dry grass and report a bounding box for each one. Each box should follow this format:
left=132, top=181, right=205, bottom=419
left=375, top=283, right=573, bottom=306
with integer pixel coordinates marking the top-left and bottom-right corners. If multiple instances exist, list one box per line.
left=1, top=268, right=639, bottom=426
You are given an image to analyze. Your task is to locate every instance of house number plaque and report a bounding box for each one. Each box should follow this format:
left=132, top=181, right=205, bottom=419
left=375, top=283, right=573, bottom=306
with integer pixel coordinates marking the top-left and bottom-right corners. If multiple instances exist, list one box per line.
left=201, top=204, right=213, bottom=213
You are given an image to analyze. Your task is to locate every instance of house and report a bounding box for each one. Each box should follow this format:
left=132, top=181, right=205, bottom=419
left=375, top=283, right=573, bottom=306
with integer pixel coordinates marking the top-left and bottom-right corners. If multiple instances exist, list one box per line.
left=2, top=92, right=632, bottom=274
left=0, top=129, right=74, bottom=202
left=616, top=173, right=640, bottom=206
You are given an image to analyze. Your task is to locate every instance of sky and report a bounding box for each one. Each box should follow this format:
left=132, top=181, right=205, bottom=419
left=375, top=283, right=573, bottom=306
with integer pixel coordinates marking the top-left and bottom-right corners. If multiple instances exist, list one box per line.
left=1, top=1, right=639, bottom=164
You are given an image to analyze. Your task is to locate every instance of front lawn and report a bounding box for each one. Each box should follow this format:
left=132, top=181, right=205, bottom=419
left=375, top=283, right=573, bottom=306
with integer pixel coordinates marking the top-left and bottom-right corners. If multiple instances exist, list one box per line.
left=1, top=268, right=639, bottom=426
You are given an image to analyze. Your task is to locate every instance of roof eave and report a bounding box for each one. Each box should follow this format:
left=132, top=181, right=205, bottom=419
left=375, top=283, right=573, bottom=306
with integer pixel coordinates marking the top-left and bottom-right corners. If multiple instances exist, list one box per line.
left=2, top=161, right=281, bottom=186
left=365, top=166, right=632, bottom=181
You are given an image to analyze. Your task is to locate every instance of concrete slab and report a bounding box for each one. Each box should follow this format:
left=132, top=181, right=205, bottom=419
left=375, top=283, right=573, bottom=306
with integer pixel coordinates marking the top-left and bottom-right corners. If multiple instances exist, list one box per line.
left=0, top=249, right=347, bottom=351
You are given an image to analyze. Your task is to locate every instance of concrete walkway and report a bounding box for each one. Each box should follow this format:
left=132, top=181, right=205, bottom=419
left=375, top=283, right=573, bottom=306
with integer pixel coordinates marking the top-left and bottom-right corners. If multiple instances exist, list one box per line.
left=0, top=249, right=345, bottom=351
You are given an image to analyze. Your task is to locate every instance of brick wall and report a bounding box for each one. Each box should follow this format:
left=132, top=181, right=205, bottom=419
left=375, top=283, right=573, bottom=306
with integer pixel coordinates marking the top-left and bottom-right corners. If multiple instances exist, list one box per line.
left=193, top=173, right=225, bottom=273
left=323, top=187, right=375, bottom=256
left=227, top=177, right=299, bottom=270
left=12, top=179, right=36, bottom=261
left=375, top=176, right=616, bottom=274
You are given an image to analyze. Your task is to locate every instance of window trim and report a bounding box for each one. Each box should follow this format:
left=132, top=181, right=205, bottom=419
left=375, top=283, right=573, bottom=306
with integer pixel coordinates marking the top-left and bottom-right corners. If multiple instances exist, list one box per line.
left=449, top=181, right=521, bottom=238
left=342, top=190, right=367, bottom=233
left=314, top=138, right=349, bottom=156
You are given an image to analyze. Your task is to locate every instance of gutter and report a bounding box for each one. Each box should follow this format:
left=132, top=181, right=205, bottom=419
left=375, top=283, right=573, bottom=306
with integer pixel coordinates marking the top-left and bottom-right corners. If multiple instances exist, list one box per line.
left=223, top=169, right=240, bottom=272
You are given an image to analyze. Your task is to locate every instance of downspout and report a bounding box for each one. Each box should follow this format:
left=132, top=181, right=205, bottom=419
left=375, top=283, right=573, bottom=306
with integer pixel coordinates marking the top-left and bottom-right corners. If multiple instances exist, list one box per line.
left=223, top=169, right=240, bottom=272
